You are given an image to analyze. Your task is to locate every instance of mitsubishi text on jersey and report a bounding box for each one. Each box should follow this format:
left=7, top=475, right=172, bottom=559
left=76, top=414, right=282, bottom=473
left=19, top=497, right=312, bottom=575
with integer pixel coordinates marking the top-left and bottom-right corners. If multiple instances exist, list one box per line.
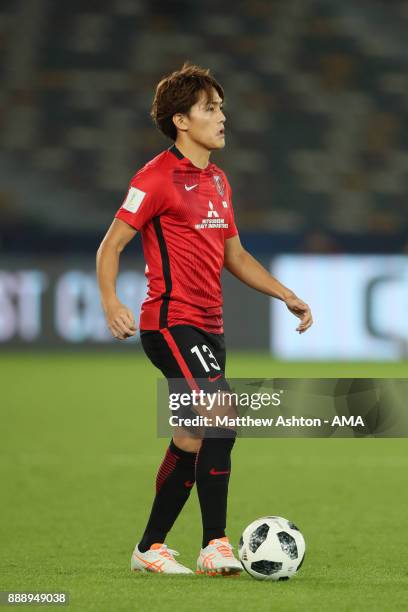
left=115, top=145, right=238, bottom=334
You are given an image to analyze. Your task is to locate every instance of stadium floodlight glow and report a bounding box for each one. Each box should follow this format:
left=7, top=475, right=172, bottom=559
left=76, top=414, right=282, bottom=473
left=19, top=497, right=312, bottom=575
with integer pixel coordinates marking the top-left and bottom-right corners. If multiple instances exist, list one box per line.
left=270, top=255, right=408, bottom=361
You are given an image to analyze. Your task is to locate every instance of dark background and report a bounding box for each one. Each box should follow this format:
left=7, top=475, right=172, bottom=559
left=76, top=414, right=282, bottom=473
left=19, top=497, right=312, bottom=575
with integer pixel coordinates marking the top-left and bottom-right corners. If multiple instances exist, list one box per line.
left=1, top=0, right=407, bottom=256
left=1, top=0, right=407, bottom=356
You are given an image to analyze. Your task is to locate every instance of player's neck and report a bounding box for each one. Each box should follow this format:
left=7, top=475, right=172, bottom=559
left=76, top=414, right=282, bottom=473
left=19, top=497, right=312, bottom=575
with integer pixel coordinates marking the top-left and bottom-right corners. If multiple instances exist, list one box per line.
left=174, top=138, right=210, bottom=170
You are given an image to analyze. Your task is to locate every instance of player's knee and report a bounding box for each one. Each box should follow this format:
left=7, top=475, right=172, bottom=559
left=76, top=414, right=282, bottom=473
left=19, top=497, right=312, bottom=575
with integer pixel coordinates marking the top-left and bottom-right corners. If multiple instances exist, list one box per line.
left=210, top=393, right=239, bottom=423
left=203, top=426, right=237, bottom=446
left=172, top=436, right=202, bottom=453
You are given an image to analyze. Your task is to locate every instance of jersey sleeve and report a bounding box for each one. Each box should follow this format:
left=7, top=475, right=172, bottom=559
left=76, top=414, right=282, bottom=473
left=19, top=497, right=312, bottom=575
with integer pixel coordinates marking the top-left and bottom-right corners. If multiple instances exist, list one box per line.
left=223, top=176, right=239, bottom=240
left=115, top=167, right=166, bottom=231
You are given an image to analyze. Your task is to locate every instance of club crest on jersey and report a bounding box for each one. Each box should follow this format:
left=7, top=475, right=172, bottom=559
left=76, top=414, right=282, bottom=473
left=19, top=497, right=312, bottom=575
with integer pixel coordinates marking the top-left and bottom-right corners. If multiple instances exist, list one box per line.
left=213, top=174, right=225, bottom=197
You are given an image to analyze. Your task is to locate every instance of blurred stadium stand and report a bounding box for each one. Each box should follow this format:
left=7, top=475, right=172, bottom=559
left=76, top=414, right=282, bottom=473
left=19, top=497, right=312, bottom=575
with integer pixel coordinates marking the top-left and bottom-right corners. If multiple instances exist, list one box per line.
left=1, top=0, right=408, bottom=254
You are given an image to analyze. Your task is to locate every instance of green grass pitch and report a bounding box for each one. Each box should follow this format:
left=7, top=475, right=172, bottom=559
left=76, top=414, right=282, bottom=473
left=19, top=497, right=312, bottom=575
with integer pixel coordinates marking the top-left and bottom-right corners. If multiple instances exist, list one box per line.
left=1, top=352, right=407, bottom=611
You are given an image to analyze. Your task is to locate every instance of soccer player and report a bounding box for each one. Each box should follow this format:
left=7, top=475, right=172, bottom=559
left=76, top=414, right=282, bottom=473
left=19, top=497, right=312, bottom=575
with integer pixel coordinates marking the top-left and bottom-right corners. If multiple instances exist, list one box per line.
left=96, top=63, right=313, bottom=575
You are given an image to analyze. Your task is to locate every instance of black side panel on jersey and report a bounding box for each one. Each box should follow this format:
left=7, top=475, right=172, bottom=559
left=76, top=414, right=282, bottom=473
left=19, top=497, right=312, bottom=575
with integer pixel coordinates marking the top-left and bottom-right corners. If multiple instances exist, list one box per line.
left=152, top=216, right=172, bottom=328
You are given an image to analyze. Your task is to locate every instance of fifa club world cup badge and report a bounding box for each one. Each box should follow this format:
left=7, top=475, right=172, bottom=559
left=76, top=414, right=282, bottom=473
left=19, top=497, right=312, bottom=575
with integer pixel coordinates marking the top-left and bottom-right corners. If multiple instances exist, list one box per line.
left=213, top=174, right=225, bottom=197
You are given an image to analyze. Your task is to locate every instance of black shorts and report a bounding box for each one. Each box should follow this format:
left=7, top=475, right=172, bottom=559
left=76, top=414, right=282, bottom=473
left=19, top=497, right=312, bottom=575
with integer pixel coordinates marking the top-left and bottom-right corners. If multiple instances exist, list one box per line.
left=140, top=324, right=230, bottom=394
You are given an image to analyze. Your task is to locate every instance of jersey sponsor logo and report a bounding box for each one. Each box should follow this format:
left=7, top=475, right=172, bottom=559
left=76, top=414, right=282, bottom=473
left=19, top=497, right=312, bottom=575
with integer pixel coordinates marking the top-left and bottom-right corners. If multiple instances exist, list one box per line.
left=213, top=174, right=225, bottom=196
left=195, top=200, right=229, bottom=230
left=122, top=186, right=146, bottom=213
left=185, top=183, right=198, bottom=191
left=207, top=201, right=219, bottom=218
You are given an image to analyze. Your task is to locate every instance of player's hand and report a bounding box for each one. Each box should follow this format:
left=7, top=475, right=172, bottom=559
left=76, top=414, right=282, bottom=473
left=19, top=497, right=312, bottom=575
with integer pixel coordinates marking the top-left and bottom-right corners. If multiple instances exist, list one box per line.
left=284, top=295, right=313, bottom=334
left=104, top=299, right=137, bottom=340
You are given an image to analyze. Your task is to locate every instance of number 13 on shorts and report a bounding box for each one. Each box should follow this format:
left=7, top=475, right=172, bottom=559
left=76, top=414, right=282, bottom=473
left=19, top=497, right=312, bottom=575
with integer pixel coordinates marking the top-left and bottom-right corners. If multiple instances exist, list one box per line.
left=191, top=344, right=221, bottom=373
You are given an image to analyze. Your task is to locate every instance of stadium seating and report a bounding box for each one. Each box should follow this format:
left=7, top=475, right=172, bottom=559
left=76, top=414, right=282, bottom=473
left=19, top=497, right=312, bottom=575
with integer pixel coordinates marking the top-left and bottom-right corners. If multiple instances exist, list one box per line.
left=0, top=0, right=407, bottom=249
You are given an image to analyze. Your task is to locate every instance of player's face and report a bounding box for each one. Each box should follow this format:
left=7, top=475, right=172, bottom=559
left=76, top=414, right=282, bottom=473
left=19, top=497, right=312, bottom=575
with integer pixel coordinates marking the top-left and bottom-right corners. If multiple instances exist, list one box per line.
left=184, top=89, right=226, bottom=150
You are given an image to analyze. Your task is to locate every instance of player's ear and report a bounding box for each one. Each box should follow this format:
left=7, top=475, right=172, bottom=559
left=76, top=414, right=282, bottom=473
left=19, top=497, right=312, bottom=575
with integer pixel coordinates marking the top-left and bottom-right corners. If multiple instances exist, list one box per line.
left=173, top=113, right=188, bottom=132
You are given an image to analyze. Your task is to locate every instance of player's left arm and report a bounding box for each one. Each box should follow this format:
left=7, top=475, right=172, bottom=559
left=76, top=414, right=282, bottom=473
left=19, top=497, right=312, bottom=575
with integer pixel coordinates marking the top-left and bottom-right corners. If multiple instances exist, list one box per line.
left=224, top=235, right=313, bottom=334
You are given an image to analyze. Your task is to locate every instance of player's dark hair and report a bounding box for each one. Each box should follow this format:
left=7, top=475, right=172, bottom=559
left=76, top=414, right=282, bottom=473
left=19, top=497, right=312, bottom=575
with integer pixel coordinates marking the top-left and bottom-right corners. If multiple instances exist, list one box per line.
left=151, top=62, right=224, bottom=141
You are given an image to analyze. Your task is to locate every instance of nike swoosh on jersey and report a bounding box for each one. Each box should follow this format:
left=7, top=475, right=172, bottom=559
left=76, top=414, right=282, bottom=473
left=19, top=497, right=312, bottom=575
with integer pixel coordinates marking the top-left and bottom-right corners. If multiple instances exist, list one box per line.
left=185, top=184, right=198, bottom=191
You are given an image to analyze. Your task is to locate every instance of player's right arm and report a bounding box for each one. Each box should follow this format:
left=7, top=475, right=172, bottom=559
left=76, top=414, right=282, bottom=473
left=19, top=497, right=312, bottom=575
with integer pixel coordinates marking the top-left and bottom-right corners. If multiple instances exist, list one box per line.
left=96, top=218, right=138, bottom=340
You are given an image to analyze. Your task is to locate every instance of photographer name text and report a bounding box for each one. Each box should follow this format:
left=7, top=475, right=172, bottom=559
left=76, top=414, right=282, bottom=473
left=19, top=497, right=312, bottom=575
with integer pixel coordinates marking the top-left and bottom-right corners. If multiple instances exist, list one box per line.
left=169, top=415, right=365, bottom=428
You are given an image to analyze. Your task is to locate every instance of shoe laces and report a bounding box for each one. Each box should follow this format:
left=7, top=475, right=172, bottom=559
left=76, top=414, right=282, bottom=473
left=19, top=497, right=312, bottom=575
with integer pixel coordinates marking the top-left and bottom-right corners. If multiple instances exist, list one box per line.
left=213, top=539, right=234, bottom=558
left=157, top=545, right=180, bottom=561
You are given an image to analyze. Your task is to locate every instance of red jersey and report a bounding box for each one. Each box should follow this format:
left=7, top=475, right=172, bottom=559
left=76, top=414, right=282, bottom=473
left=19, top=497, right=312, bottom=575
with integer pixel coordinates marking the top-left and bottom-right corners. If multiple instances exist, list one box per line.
left=115, top=145, right=238, bottom=333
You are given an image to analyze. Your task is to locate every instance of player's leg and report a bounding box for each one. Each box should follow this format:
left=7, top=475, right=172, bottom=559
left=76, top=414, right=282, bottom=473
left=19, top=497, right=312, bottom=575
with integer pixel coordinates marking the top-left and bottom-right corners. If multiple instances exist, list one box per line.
left=165, top=326, right=242, bottom=575
left=131, top=434, right=197, bottom=573
left=195, top=426, right=242, bottom=575
left=137, top=438, right=198, bottom=550
left=131, top=330, right=198, bottom=573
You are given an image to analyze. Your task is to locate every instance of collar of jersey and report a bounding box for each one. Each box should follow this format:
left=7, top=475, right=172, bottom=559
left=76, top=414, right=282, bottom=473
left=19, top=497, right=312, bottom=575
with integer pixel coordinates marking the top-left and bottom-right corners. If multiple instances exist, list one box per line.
left=168, top=144, right=213, bottom=173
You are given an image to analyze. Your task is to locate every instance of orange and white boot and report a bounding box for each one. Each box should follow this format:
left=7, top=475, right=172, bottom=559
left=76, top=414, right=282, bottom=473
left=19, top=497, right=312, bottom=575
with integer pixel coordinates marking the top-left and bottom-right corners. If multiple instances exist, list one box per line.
left=131, top=543, right=194, bottom=574
left=196, top=536, right=243, bottom=576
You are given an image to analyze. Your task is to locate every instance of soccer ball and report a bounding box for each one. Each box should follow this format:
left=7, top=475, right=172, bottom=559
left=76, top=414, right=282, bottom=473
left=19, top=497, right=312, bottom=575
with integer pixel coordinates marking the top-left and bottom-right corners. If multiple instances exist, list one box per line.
left=238, top=516, right=306, bottom=581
